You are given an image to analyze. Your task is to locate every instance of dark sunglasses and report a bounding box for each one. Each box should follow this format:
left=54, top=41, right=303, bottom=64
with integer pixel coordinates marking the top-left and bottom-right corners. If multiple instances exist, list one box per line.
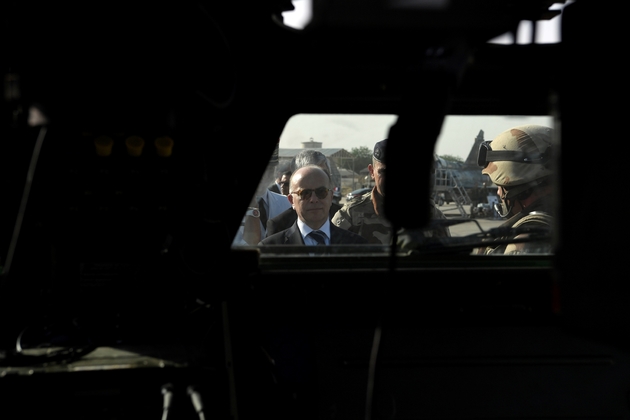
left=477, top=140, right=551, bottom=168
left=291, top=187, right=331, bottom=200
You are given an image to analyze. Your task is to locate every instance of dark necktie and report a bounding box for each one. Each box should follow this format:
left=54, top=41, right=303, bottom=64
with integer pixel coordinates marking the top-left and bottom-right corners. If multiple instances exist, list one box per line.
left=309, top=230, right=327, bottom=245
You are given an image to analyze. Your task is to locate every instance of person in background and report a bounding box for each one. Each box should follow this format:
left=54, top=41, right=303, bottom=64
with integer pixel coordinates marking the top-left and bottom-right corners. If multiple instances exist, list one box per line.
left=232, top=185, right=291, bottom=246
left=278, top=169, right=292, bottom=195
left=268, top=163, right=291, bottom=194
left=332, top=138, right=450, bottom=245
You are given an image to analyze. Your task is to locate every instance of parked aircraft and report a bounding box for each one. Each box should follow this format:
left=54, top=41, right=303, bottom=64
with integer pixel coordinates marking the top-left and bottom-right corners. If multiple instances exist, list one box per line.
left=433, top=129, right=495, bottom=208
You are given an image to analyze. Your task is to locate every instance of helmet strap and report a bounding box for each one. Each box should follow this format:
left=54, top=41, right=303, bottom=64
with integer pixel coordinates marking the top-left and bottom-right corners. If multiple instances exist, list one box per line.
left=495, top=200, right=513, bottom=218
left=495, top=187, right=513, bottom=218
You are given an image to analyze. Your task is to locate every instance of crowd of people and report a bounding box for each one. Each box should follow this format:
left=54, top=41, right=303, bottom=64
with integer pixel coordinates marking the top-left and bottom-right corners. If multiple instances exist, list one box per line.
left=234, top=124, right=554, bottom=255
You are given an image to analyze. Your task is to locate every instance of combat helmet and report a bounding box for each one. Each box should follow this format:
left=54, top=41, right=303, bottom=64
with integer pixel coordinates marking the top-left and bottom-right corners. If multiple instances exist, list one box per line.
left=477, top=124, right=553, bottom=201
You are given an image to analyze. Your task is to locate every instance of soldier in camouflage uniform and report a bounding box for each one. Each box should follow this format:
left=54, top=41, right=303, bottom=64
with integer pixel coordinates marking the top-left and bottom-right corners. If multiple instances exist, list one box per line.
left=474, top=124, right=554, bottom=255
left=332, top=139, right=449, bottom=245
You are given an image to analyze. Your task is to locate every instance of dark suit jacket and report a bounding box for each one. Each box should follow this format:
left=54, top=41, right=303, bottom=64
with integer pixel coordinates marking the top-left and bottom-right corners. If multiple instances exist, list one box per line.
left=268, top=183, right=281, bottom=194
left=260, top=221, right=368, bottom=245
left=265, top=202, right=342, bottom=237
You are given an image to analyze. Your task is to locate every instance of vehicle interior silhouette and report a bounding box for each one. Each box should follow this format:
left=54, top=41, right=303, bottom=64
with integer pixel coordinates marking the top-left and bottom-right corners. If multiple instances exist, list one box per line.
left=1, top=1, right=628, bottom=419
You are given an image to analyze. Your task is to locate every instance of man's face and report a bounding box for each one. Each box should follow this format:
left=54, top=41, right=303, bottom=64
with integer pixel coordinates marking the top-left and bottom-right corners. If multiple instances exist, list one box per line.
left=279, top=174, right=290, bottom=195
left=369, top=160, right=386, bottom=196
left=288, top=167, right=332, bottom=229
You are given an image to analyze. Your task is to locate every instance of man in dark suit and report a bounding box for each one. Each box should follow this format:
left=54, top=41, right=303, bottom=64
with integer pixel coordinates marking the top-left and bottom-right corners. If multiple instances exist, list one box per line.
left=267, top=168, right=291, bottom=195
left=268, top=180, right=281, bottom=194
left=265, top=150, right=340, bottom=237
left=266, top=201, right=341, bottom=237
left=260, top=165, right=367, bottom=246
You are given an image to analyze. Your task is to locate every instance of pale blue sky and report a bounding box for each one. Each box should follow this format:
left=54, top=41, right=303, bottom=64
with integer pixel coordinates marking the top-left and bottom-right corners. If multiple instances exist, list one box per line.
left=279, top=114, right=554, bottom=160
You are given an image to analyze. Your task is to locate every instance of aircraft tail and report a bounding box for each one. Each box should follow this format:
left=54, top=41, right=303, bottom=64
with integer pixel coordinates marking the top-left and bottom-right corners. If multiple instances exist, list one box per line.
left=464, top=129, right=485, bottom=167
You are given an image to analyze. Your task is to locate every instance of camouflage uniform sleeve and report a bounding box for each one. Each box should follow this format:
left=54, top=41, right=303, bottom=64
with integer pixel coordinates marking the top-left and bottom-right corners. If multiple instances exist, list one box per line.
left=331, top=203, right=352, bottom=230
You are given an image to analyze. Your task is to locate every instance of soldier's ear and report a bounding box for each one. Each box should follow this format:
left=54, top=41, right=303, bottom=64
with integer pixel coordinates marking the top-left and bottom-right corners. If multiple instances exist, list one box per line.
left=368, top=163, right=375, bottom=178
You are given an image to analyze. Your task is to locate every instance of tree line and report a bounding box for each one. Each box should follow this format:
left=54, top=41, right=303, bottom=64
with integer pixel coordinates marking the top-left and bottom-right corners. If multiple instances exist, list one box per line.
left=338, top=147, right=463, bottom=172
